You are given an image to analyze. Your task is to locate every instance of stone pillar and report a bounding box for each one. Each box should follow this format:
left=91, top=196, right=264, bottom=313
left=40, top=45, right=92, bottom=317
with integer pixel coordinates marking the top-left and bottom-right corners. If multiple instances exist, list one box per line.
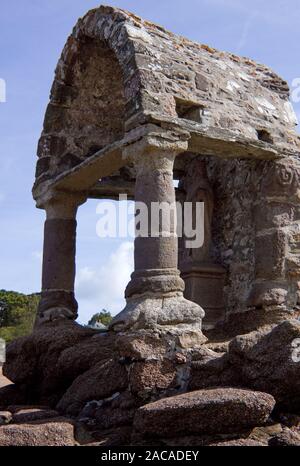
left=248, top=159, right=300, bottom=325
left=35, top=193, right=86, bottom=325
left=125, top=150, right=185, bottom=299
left=111, top=131, right=205, bottom=338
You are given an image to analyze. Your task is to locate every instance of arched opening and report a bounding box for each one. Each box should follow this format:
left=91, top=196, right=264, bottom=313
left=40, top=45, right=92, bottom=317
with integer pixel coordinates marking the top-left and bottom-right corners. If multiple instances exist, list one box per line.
left=39, top=37, right=126, bottom=180
left=64, top=37, right=126, bottom=155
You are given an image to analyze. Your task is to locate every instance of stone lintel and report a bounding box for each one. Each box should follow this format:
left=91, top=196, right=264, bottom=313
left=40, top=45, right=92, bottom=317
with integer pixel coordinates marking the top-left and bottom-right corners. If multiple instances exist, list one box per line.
left=88, top=178, right=135, bottom=200
left=33, top=125, right=189, bottom=203
left=33, top=116, right=287, bottom=209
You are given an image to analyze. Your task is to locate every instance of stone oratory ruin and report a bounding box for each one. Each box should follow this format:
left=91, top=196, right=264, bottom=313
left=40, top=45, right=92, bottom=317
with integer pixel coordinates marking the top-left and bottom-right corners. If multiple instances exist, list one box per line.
left=32, top=5, right=300, bottom=335
left=2, top=6, right=300, bottom=446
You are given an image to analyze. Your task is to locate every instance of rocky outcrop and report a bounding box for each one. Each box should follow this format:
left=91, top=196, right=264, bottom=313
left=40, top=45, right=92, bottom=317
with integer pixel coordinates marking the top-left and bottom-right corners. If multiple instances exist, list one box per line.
left=12, top=407, right=59, bottom=424
left=228, top=320, right=300, bottom=405
left=56, top=332, right=115, bottom=381
left=268, top=428, right=300, bottom=446
left=209, top=438, right=266, bottom=446
left=4, top=318, right=300, bottom=446
left=3, top=321, right=96, bottom=381
left=57, top=359, right=128, bottom=415
left=0, top=384, right=29, bottom=408
left=2, top=321, right=114, bottom=405
left=189, top=346, right=236, bottom=390
left=133, top=388, right=275, bottom=440
left=129, top=360, right=177, bottom=397
left=0, top=410, right=12, bottom=425
left=191, top=320, right=300, bottom=411
left=0, top=418, right=75, bottom=446
left=0, top=404, right=132, bottom=446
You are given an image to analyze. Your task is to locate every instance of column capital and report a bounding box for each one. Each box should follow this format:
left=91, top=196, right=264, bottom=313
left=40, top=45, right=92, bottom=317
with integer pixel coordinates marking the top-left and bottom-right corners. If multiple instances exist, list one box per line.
left=37, top=190, right=87, bottom=219
left=122, top=128, right=190, bottom=167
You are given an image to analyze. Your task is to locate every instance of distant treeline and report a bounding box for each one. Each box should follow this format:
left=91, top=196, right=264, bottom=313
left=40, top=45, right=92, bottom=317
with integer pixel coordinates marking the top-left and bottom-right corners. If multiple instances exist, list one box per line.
left=0, top=290, right=114, bottom=343
left=0, top=290, right=39, bottom=343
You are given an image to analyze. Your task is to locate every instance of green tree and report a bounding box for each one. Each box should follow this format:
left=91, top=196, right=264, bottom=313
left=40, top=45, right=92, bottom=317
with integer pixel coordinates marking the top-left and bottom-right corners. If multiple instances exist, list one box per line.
left=0, top=290, right=39, bottom=343
left=0, top=300, right=9, bottom=326
left=88, top=309, right=112, bottom=327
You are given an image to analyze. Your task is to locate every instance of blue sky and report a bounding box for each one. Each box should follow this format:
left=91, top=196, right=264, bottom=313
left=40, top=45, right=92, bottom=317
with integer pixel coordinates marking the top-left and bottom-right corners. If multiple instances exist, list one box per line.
left=0, top=0, right=299, bottom=324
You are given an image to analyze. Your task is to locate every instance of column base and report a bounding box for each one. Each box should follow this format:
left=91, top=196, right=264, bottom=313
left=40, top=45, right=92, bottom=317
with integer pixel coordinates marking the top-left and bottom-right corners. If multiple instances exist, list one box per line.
left=110, top=294, right=205, bottom=339
left=35, top=290, right=78, bottom=326
left=181, top=262, right=226, bottom=330
left=125, top=268, right=185, bottom=298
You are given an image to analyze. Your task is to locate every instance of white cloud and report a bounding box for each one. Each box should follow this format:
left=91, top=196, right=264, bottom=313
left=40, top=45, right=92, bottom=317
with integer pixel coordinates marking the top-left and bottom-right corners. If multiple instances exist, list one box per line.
left=75, top=241, right=134, bottom=324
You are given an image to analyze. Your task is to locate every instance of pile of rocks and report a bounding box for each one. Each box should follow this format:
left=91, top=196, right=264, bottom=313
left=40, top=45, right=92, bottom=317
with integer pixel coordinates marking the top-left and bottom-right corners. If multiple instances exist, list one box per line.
left=191, top=320, right=300, bottom=410
left=1, top=319, right=300, bottom=446
left=0, top=390, right=299, bottom=446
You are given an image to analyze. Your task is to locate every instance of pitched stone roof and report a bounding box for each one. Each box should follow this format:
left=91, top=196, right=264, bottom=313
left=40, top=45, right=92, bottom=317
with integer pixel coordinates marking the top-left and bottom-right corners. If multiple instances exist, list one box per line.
left=35, top=5, right=300, bottom=195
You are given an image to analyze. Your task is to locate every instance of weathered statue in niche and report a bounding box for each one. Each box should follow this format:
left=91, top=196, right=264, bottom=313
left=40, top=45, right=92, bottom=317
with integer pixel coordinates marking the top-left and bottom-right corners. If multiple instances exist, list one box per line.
left=178, top=156, right=226, bottom=329
left=181, top=157, right=214, bottom=263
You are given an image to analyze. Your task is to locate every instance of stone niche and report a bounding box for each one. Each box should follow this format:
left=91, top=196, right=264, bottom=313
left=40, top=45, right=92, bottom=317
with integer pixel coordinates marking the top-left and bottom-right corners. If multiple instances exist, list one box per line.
left=177, top=156, right=226, bottom=330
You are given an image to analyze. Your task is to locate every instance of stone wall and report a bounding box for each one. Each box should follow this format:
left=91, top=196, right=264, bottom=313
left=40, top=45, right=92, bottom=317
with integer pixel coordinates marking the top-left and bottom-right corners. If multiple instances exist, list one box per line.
left=198, top=155, right=300, bottom=331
